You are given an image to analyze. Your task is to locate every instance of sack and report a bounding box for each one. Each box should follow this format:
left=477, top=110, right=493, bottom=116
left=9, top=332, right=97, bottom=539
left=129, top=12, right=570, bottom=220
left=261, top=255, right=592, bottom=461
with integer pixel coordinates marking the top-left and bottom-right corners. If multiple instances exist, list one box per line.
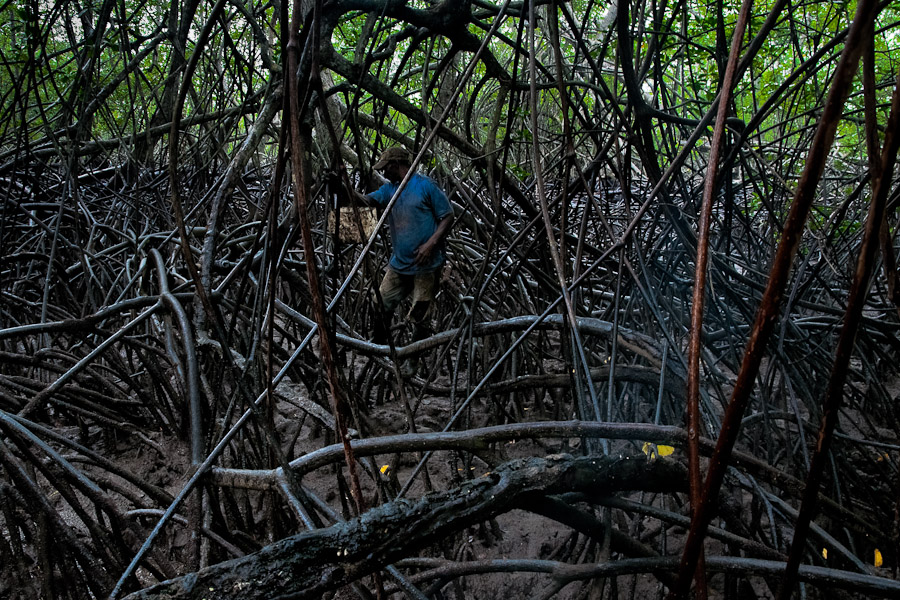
left=328, top=206, right=378, bottom=244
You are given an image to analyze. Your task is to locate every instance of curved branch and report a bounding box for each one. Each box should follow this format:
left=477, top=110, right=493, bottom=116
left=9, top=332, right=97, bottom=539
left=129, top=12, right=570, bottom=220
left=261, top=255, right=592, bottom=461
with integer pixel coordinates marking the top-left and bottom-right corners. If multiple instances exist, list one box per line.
left=125, top=454, right=685, bottom=599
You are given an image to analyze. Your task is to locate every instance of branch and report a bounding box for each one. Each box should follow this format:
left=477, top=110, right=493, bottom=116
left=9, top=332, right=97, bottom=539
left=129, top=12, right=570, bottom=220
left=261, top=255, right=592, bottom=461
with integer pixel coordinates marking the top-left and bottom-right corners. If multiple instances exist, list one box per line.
left=125, top=454, right=684, bottom=599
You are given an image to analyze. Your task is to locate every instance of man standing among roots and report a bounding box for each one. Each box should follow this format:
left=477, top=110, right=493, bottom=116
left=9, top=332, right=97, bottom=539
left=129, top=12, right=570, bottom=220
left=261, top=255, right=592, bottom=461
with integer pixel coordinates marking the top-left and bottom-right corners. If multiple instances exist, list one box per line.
left=362, top=147, right=453, bottom=357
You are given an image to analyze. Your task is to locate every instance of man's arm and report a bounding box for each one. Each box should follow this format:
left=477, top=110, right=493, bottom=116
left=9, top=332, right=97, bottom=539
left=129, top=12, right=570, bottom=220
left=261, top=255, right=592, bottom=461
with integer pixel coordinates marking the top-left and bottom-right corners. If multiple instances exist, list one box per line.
left=334, top=187, right=375, bottom=207
left=413, top=213, right=454, bottom=266
left=328, top=170, right=379, bottom=207
left=351, top=190, right=375, bottom=206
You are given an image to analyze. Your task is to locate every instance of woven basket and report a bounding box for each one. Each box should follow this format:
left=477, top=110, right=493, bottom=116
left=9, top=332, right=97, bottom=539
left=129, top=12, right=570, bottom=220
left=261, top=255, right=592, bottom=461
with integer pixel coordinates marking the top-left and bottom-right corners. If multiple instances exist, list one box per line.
left=328, top=207, right=379, bottom=244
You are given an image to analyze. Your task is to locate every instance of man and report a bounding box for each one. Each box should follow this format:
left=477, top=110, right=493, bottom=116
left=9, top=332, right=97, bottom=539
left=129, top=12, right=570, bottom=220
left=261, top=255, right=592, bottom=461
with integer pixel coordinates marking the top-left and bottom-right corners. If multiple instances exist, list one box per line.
left=362, top=147, right=453, bottom=353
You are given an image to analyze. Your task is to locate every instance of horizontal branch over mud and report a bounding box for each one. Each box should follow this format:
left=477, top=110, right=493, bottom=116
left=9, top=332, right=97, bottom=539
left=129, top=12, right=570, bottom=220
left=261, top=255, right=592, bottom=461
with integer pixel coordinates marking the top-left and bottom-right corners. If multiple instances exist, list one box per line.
left=125, top=454, right=685, bottom=599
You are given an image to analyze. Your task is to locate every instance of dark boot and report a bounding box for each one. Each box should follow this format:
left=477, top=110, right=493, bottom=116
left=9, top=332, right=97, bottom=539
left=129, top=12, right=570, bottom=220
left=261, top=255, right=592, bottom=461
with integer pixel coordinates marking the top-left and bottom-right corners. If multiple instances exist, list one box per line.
left=372, top=310, right=391, bottom=345
left=412, top=323, right=431, bottom=343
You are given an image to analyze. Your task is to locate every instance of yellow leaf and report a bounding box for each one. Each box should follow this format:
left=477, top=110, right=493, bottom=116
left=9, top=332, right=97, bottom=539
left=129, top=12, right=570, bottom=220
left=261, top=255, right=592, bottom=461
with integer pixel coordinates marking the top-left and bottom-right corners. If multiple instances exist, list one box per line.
left=641, top=442, right=658, bottom=460
left=875, top=548, right=883, bottom=567
left=822, top=548, right=828, bottom=559
left=380, top=464, right=390, bottom=475
left=657, top=445, right=675, bottom=456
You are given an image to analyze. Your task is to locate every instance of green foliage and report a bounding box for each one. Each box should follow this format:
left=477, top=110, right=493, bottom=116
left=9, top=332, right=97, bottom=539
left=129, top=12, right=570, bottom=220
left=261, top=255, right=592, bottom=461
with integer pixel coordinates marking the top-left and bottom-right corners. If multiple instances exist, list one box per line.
left=0, top=0, right=896, bottom=182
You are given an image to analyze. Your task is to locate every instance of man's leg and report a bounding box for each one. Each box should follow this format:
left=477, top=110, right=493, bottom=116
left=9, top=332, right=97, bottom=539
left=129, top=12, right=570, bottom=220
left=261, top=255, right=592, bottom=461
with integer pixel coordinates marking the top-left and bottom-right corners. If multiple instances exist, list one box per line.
left=408, top=270, right=439, bottom=342
left=397, top=270, right=439, bottom=377
left=374, top=268, right=412, bottom=344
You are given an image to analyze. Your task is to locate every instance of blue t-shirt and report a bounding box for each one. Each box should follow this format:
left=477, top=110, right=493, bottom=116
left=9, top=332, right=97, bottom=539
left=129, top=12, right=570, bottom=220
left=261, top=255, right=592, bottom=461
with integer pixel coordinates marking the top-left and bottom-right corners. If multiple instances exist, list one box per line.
left=368, top=173, right=453, bottom=274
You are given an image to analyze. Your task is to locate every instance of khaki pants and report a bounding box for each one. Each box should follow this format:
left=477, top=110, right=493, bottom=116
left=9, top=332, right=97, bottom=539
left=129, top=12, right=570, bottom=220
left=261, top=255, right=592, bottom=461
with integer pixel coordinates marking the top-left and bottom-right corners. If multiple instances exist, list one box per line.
left=374, top=268, right=439, bottom=343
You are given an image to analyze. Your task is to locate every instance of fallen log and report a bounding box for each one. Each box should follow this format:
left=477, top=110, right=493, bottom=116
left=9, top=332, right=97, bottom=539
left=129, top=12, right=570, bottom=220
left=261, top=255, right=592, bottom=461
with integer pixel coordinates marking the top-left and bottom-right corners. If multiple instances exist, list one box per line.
left=124, top=454, right=685, bottom=599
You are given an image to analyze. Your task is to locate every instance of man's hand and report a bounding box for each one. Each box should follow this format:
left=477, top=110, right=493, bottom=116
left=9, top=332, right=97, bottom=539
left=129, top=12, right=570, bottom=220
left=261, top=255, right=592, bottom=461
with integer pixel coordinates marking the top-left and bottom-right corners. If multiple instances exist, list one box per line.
left=413, top=214, right=453, bottom=265
left=413, top=240, right=436, bottom=265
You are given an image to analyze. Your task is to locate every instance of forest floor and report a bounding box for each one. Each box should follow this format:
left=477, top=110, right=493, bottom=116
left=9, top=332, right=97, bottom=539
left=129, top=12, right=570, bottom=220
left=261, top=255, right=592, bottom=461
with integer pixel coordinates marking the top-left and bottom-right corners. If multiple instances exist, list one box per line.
left=25, top=314, right=898, bottom=599
left=34, top=355, right=760, bottom=600
left=36, top=354, right=675, bottom=599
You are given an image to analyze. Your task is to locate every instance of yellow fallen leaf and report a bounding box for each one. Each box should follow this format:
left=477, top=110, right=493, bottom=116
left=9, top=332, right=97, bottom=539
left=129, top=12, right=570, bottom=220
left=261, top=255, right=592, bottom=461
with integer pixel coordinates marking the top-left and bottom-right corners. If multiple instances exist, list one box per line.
left=380, top=464, right=390, bottom=475
left=875, top=548, right=883, bottom=567
left=822, top=548, right=828, bottom=559
left=642, top=442, right=674, bottom=458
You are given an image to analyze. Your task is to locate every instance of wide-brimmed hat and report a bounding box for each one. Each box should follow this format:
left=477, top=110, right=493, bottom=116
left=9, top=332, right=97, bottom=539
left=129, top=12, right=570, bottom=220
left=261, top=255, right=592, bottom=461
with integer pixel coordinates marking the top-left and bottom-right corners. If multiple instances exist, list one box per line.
left=373, top=147, right=413, bottom=170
